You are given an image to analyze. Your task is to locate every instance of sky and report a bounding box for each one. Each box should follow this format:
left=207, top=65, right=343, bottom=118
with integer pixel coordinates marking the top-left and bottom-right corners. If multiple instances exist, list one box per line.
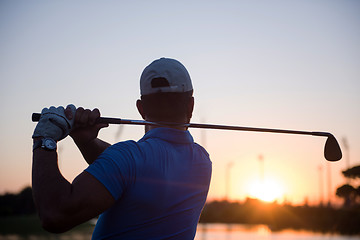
left=0, top=0, right=359, bottom=205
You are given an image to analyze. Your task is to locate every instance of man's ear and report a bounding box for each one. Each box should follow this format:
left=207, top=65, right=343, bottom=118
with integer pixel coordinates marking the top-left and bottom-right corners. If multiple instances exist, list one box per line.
left=187, top=97, right=194, bottom=121
left=136, top=99, right=146, bottom=120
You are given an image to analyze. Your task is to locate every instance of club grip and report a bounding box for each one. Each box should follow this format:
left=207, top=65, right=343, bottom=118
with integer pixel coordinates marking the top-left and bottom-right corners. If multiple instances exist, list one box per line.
left=32, top=113, right=125, bottom=125
left=32, top=113, right=41, bottom=122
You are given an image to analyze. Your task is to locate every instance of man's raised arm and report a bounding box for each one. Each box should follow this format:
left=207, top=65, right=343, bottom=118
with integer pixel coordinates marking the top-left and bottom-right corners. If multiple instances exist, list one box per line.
left=66, top=106, right=110, bottom=164
left=32, top=105, right=114, bottom=233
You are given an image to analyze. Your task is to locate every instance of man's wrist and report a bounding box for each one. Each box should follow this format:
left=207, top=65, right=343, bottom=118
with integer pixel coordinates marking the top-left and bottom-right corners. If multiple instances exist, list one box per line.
left=71, top=135, right=97, bottom=148
left=33, top=137, right=57, bottom=151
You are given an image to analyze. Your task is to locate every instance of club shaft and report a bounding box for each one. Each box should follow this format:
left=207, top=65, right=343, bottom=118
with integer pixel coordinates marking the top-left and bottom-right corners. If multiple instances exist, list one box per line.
left=32, top=113, right=331, bottom=138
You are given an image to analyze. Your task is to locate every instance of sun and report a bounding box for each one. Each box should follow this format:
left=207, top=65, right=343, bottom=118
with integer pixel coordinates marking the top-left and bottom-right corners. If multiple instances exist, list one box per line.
left=248, top=178, right=284, bottom=202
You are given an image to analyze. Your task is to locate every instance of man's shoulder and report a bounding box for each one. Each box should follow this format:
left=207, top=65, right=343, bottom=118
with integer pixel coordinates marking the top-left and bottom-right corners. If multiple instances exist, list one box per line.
left=108, top=140, right=143, bottom=153
left=112, top=140, right=138, bottom=147
left=95, top=140, right=144, bottom=167
left=194, top=142, right=210, bottom=158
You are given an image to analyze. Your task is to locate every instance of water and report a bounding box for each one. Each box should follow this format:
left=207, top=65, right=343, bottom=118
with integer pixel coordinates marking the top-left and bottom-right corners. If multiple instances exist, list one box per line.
left=195, top=224, right=360, bottom=240
left=0, top=223, right=359, bottom=240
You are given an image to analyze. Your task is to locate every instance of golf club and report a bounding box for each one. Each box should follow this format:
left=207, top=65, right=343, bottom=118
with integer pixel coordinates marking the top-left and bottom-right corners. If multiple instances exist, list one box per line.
left=32, top=113, right=342, bottom=162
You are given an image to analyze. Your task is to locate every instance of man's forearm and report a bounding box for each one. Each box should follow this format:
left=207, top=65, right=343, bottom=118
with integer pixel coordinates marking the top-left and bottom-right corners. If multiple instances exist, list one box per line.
left=73, top=138, right=111, bottom=165
left=32, top=149, right=73, bottom=232
left=32, top=148, right=112, bottom=233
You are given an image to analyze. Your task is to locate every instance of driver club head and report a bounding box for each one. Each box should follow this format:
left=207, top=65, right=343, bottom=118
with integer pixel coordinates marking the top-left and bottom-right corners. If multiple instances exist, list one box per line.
left=324, top=134, right=342, bottom=161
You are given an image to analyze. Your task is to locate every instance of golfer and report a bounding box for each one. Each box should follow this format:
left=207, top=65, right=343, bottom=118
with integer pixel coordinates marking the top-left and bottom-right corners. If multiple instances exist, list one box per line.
left=32, top=58, right=212, bottom=239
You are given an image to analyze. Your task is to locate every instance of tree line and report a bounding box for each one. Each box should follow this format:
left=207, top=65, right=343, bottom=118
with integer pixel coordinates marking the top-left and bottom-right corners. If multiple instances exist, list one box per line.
left=0, top=187, right=36, bottom=216
left=199, top=198, right=360, bottom=235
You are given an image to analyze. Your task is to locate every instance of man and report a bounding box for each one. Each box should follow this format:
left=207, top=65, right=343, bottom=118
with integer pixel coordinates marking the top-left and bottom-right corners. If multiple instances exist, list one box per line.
left=32, top=58, right=212, bottom=239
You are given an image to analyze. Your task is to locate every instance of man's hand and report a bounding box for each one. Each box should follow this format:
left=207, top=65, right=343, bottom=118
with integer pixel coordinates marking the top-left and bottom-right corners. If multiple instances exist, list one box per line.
left=65, top=106, right=110, bottom=164
left=65, top=107, right=109, bottom=145
left=33, top=105, right=76, bottom=141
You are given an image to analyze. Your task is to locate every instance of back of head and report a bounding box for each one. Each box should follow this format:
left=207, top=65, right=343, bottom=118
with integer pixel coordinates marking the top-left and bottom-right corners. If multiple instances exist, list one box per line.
left=140, top=58, right=194, bottom=123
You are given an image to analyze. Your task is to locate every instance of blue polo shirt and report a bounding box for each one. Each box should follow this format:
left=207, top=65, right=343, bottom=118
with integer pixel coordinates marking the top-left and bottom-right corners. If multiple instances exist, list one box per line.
left=85, top=127, right=212, bottom=240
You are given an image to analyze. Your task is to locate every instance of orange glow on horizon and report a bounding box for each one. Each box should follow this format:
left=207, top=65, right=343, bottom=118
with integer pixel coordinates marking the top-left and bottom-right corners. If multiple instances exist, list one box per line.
left=247, top=178, right=285, bottom=203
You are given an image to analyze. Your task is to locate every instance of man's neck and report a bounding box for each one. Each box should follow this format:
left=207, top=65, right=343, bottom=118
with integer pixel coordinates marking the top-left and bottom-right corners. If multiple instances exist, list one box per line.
left=144, top=119, right=189, bottom=133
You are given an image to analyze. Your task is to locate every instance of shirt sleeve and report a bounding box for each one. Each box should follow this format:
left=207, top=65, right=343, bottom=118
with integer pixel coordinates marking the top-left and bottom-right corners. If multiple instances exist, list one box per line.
left=85, top=141, right=138, bottom=200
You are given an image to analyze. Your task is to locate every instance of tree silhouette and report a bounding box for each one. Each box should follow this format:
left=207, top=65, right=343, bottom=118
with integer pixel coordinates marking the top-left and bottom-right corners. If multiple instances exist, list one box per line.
left=336, top=184, right=356, bottom=207
left=342, top=166, right=360, bottom=179
left=336, top=165, right=360, bottom=207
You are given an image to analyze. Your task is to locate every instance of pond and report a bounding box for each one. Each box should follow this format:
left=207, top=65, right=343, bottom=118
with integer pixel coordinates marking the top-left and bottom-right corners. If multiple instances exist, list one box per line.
left=1, top=223, right=359, bottom=240
left=195, top=224, right=360, bottom=240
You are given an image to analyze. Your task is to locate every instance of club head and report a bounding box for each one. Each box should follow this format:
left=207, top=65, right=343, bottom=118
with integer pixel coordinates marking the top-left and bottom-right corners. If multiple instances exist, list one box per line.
left=324, top=134, right=342, bottom=161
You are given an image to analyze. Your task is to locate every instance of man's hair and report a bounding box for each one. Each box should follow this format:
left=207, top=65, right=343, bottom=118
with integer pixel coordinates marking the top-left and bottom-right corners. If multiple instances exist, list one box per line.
left=140, top=90, right=193, bottom=123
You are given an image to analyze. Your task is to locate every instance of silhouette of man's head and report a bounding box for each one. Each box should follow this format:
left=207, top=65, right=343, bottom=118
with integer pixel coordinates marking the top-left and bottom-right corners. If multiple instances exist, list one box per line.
left=137, top=58, right=194, bottom=123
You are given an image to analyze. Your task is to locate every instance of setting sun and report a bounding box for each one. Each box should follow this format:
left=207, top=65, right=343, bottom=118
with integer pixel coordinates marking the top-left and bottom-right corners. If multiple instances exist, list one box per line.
left=248, top=178, right=285, bottom=202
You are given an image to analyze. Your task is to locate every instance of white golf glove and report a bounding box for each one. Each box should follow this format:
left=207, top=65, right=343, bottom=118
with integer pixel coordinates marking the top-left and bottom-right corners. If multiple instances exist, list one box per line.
left=32, top=104, right=76, bottom=141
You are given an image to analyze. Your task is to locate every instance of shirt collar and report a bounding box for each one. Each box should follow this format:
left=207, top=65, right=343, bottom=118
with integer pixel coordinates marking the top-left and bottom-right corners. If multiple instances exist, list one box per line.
left=139, top=127, right=194, bottom=144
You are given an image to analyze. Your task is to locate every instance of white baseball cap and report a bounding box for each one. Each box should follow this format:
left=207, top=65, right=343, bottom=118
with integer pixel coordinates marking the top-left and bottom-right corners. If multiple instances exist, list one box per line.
left=140, top=58, right=193, bottom=96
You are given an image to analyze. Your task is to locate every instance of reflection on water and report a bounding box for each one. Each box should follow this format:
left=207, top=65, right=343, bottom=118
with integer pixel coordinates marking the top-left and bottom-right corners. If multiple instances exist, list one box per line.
left=195, top=224, right=271, bottom=240
left=1, top=223, right=360, bottom=240
left=194, top=224, right=360, bottom=240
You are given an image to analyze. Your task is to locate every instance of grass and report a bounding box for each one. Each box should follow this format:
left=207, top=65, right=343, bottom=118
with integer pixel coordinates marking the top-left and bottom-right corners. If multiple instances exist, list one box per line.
left=0, top=215, right=95, bottom=237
